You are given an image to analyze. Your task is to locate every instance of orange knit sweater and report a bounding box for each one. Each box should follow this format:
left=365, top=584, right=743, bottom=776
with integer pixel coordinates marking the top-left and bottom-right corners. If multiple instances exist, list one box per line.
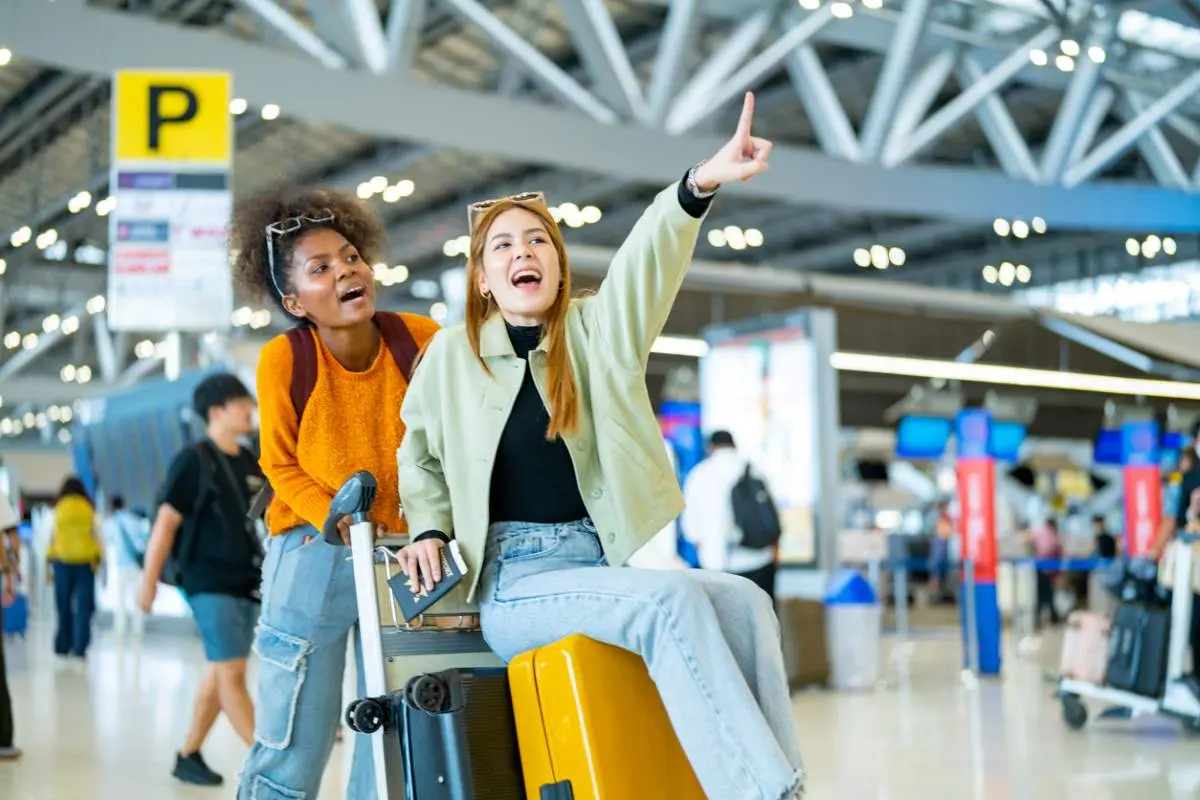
left=256, top=313, right=441, bottom=536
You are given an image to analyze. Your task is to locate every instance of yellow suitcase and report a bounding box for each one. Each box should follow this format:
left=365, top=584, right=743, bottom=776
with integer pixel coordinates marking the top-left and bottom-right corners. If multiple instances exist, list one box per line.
left=508, top=634, right=705, bottom=800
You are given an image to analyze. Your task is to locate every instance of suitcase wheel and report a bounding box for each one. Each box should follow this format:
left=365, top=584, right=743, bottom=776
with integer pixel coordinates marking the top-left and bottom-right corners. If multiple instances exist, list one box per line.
left=406, top=674, right=449, bottom=714
left=1061, top=694, right=1087, bottom=731
left=346, top=698, right=388, bottom=734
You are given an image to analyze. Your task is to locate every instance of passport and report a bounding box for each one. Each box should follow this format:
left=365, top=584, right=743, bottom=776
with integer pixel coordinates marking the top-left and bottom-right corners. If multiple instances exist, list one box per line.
left=387, top=540, right=469, bottom=623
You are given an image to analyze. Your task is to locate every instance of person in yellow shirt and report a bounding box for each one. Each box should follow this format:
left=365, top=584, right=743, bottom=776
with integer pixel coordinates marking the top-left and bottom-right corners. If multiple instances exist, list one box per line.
left=46, top=476, right=101, bottom=665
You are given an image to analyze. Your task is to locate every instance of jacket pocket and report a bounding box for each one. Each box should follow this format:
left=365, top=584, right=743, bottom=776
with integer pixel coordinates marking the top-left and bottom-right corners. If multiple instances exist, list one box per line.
left=251, top=625, right=312, bottom=750
left=602, top=415, right=666, bottom=486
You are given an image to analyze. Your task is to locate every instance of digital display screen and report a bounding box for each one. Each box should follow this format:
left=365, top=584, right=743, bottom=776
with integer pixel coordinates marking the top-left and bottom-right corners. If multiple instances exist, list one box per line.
left=895, top=415, right=952, bottom=460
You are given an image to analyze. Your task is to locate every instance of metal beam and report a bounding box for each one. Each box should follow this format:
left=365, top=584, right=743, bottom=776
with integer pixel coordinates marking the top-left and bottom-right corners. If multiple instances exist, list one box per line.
left=885, top=26, right=1059, bottom=168
left=384, top=0, right=427, bottom=73
left=1065, top=70, right=1200, bottom=187
left=557, top=0, right=646, bottom=121
left=438, top=0, right=617, bottom=124
left=670, top=7, right=834, bottom=135
left=343, top=0, right=391, bottom=74
left=1119, top=92, right=1192, bottom=190
left=664, top=10, right=773, bottom=135
left=858, top=0, right=933, bottom=160
left=644, top=0, right=702, bottom=127
left=1038, top=21, right=1114, bottom=184
left=785, top=44, right=860, bottom=163
left=234, top=0, right=348, bottom=69
left=956, top=55, right=1038, bottom=182
left=1066, top=85, right=1115, bottom=171
left=10, top=3, right=1200, bottom=229
left=881, top=48, right=957, bottom=165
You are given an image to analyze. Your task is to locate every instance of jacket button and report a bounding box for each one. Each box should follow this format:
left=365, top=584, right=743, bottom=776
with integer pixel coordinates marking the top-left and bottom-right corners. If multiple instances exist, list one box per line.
left=590, top=487, right=603, bottom=499
left=607, top=533, right=615, bottom=544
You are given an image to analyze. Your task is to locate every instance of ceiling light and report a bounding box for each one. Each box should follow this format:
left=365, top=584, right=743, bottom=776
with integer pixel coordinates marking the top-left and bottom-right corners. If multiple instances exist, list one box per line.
left=22, top=333, right=37, bottom=350
left=861, top=0, right=883, bottom=8
left=797, top=0, right=822, bottom=9
left=1029, top=48, right=1049, bottom=67
left=1016, top=264, right=1031, bottom=284
left=0, top=48, right=11, bottom=67
left=998, top=261, right=1016, bottom=286
left=1126, top=238, right=1140, bottom=256
left=829, top=351, right=1200, bottom=401
left=391, top=265, right=409, bottom=284
left=86, top=295, right=106, bottom=314
left=1164, top=237, right=1177, bottom=256
left=1031, top=216, right=1047, bottom=234
left=35, top=229, right=58, bottom=250
left=724, top=226, right=747, bottom=251
left=1142, top=239, right=1160, bottom=259
left=1055, top=54, right=1075, bottom=72
left=1088, top=46, right=1106, bottom=64
left=581, top=205, right=603, bottom=225
left=135, top=340, right=156, bottom=359
left=652, top=335, right=709, bottom=358
left=744, top=228, right=764, bottom=248
left=22, top=412, right=33, bottom=428
left=58, top=428, right=72, bottom=444
left=395, top=179, right=416, bottom=198
left=1011, top=220, right=1030, bottom=239
left=60, top=364, right=76, bottom=382
left=369, top=176, right=388, bottom=194
left=76, top=365, right=92, bottom=384
left=429, top=302, right=448, bottom=322
left=830, top=1, right=853, bottom=18
left=1060, top=39, right=1080, bottom=57
left=230, top=97, right=248, bottom=115
left=10, top=225, right=31, bottom=247
left=853, top=247, right=871, bottom=268
left=95, top=197, right=116, bottom=216
left=261, top=103, right=281, bottom=120
left=869, top=244, right=888, bottom=270
left=61, top=316, right=80, bottom=335
left=357, top=182, right=374, bottom=200
left=0, top=258, right=5, bottom=275
left=888, top=247, right=906, bottom=266
left=382, top=184, right=404, bottom=203
left=3, top=332, right=18, bottom=349
left=993, top=218, right=1010, bottom=237
left=42, top=314, right=60, bottom=333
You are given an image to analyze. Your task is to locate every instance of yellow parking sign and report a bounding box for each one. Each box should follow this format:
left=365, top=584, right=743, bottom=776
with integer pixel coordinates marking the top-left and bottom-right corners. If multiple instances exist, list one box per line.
left=113, top=71, right=232, bottom=163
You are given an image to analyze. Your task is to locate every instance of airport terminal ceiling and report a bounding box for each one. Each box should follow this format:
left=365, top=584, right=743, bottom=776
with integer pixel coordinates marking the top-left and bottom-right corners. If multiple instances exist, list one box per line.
left=3, top=0, right=1200, bottom=440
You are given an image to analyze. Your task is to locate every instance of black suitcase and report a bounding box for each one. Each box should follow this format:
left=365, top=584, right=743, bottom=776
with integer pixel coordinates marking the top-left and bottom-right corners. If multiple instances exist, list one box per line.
left=1105, top=603, right=1171, bottom=698
left=395, top=667, right=525, bottom=800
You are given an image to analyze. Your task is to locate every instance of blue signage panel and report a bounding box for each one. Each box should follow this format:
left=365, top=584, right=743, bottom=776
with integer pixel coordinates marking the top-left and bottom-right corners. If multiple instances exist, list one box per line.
left=1121, top=419, right=1160, bottom=467
left=955, top=409, right=992, bottom=460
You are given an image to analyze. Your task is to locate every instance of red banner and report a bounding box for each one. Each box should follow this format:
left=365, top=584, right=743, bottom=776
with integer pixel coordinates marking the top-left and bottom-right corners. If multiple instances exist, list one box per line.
left=956, top=458, right=997, bottom=583
left=1123, top=465, right=1162, bottom=558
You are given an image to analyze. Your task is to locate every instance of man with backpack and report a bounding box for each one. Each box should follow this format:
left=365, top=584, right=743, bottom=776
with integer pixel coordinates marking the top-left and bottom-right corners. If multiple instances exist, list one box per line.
left=138, top=372, right=265, bottom=787
left=682, top=430, right=782, bottom=601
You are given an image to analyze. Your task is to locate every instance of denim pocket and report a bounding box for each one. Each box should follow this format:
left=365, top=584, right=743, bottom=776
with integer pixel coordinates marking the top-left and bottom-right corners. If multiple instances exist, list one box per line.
left=249, top=774, right=306, bottom=800
left=493, top=528, right=604, bottom=603
left=251, top=625, right=312, bottom=750
left=498, top=531, right=564, bottom=563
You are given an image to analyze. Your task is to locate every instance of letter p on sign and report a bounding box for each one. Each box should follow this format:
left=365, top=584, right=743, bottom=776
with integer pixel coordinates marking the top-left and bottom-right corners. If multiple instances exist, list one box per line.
left=114, top=71, right=231, bottom=163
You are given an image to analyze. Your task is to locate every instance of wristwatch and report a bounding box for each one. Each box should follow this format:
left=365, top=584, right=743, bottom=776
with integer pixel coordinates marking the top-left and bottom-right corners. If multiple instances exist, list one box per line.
left=686, top=160, right=718, bottom=199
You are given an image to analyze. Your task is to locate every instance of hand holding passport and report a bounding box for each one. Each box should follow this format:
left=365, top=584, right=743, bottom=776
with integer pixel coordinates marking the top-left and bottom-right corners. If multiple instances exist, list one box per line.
left=388, top=540, right=469, bottom=622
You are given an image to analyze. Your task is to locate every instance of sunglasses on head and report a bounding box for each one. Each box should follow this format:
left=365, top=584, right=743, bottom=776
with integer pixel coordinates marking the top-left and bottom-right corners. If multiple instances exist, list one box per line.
left=466, top=191, right=546, bottom=233
left=265, top=209, right=336, bottom=297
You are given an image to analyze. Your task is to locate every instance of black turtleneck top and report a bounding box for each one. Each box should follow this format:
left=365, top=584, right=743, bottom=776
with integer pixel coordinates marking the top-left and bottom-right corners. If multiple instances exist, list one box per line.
left=488, top=323, right=591, bottom=524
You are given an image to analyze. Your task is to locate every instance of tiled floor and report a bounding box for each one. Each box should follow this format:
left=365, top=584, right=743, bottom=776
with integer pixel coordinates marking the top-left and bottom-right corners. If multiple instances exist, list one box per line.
left=3, top=613, right=1200, bottom=799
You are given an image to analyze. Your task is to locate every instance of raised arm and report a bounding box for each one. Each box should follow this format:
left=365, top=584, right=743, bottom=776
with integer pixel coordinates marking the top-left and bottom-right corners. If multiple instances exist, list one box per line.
left=397, top=331, right=454, bottom=542
left=256, top=335, right=335, bottom=530
left=586, top=92, right=773, bottom=370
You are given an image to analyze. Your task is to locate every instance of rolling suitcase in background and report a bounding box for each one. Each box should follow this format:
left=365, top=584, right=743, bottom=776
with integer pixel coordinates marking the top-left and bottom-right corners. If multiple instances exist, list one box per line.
left=777, top=597, right=831, bottom=689
left=2, top=593, right=27, bottom=638
left=1058, top=610, right=1110, bottom=684
left=1105, top=603, right=1171, bottom=698
left=508, top=633, right=705, bottom=800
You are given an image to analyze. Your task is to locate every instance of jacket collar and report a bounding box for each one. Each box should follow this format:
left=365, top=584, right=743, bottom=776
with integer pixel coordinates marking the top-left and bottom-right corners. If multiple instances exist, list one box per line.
left=478, top=311, right=550, bottom=359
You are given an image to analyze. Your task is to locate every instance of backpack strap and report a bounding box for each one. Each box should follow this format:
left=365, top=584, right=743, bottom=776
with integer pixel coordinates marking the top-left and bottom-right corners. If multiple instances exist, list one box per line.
left=374, top=312, right=419, bottom=381
left=285, top=326, right=319, bottom=423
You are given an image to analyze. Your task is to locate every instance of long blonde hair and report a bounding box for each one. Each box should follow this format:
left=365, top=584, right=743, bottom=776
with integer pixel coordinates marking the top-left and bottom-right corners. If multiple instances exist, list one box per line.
left=465, top=199, right=579, bottom=440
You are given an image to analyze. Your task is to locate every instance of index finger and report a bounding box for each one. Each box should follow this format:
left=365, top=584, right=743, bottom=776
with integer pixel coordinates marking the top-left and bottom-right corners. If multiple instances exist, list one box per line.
left=736, top=91, right=755, bottom=137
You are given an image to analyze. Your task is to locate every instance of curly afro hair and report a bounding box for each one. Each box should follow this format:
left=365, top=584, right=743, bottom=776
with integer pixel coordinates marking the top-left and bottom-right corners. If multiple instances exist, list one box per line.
left=229, top=186, right=387, bottom=322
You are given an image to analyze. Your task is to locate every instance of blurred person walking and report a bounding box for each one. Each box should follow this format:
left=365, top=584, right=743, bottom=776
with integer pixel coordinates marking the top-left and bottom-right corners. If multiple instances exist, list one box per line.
left=46, top=476, right=101, bottom=667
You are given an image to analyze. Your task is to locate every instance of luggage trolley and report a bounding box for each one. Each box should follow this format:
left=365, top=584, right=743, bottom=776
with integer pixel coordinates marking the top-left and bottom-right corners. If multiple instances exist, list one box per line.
left=324, top=471, right=506, bottom=798
left=1057, top=532, right=1200, bottom=734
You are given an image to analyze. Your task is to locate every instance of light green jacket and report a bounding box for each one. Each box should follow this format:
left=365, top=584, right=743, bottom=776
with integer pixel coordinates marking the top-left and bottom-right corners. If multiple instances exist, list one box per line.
left=397, top=181, right=706, bottom=602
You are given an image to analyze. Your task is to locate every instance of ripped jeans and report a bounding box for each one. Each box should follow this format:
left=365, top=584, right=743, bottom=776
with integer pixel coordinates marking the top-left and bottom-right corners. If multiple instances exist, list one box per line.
left=237, top=527, right=374, bottom=800
left=479, top=518, right=806, bottom=800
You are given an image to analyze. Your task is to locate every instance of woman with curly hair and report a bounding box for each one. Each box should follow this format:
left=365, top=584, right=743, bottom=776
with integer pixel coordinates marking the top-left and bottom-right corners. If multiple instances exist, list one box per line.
left=231, top=187, right=439, bottom=800
left=396, top=94, right=806, bottom=799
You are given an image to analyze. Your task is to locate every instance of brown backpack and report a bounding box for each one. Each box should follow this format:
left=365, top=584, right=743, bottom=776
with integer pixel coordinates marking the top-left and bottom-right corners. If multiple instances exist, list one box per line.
left=246, top=312, right=419, bottom=520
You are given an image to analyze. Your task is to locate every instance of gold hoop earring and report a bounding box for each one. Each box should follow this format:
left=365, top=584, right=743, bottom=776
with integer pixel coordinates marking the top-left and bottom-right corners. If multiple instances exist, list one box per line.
left=481, top=288, right=491, bottom=300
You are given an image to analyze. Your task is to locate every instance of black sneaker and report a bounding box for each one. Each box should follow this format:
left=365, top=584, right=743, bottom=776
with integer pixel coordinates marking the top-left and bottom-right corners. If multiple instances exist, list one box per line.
left=173, top=751, right=224, bottom=786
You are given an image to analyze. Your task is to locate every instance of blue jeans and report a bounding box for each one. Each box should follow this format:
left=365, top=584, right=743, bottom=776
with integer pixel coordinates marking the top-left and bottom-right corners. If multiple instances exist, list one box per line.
left=238, top=527, right=373, bottom=799
left=52, top=561, right=95, bottom=657
left=479, top=519, right=806, bottom=800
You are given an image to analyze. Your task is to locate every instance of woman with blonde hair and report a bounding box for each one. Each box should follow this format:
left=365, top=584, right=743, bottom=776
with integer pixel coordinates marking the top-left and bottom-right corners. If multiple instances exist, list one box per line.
left=396, top=93, right=806, bottom=800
